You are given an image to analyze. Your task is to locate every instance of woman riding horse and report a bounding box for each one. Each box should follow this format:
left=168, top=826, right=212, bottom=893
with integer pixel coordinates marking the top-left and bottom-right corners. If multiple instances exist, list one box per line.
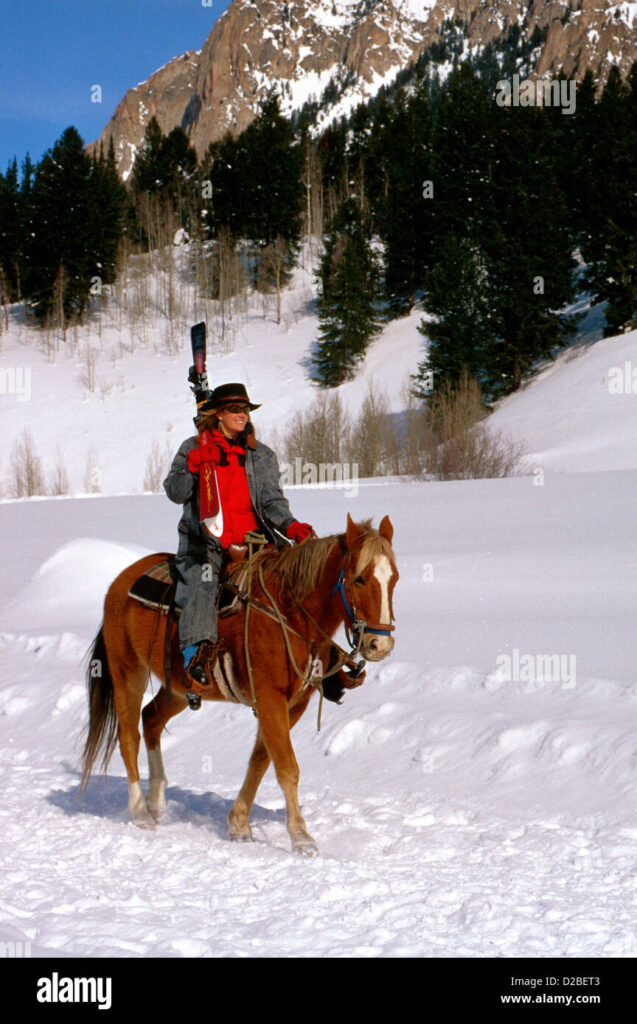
left=164, top=382, right=314, bottom=707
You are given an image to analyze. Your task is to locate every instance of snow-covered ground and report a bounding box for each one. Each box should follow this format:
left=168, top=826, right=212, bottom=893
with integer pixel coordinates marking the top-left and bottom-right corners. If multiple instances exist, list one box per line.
left=1, top=243, right=637, bottom=959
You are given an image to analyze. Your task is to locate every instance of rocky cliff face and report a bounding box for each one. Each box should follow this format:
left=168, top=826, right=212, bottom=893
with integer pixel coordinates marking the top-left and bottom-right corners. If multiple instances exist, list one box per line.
left=92, top=0, right=637, bottom=180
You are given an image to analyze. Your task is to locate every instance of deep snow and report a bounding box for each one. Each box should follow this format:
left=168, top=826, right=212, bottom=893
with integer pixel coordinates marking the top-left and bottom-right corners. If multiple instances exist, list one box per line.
left=1, top=243, right=637, bottom=961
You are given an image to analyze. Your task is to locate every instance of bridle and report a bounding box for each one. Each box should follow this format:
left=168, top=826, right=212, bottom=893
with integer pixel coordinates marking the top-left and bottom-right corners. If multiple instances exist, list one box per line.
left=332, top=552, right=396, bottom=658
left=237, top=533, right=397, bottom=727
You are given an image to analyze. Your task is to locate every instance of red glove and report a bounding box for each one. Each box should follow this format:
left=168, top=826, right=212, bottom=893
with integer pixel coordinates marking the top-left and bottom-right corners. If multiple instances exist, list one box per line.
left=287, top=521, right=315, bottom=544
left=187, top=443, right=221, bottom=473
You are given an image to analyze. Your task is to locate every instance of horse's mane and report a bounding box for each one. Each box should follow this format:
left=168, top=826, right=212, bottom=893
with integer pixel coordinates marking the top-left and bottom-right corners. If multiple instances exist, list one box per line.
left=229, top=520, right=394, bottom=601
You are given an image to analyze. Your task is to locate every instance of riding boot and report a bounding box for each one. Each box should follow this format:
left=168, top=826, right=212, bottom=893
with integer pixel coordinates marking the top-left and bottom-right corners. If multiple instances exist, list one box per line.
left=183, top=640, right=221, bottom=710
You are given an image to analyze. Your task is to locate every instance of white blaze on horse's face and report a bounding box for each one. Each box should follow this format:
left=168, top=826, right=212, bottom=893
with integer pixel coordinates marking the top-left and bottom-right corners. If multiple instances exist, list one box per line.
left=360, top=552, right=396, bottom=662
left=375, top=555, right=393, bottom=625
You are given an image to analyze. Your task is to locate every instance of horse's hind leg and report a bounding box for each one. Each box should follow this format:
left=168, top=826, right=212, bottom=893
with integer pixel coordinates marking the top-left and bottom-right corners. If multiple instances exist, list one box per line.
left=142, top=686, right=188, bottom=820
left=107, top=647, right=154, bottom=828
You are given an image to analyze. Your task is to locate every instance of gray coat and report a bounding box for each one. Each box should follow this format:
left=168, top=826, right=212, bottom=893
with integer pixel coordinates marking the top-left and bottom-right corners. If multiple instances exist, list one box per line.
left=163, top=434, right=296, bottom=558
left=163, top=434, right=296, bottom=649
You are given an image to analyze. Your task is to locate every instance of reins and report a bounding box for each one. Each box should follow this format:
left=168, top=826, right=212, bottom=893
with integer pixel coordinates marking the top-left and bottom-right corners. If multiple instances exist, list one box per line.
left=239, top=532, right=381, bottom=730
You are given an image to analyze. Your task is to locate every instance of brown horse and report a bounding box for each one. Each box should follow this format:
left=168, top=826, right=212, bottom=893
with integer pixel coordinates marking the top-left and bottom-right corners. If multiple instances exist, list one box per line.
left=80, top=513, right=398, bottom=855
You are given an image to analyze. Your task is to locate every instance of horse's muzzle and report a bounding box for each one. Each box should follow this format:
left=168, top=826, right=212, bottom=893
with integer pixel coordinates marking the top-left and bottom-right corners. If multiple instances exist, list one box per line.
left=361, top=633, right=395, bottom=661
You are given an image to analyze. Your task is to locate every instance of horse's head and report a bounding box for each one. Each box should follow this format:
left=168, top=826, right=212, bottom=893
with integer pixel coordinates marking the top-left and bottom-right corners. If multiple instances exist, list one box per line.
left=340, top=514, right=398, bottom=662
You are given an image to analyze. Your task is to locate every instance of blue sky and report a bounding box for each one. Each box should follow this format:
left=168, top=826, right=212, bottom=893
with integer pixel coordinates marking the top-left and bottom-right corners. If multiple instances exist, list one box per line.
left=0, top=0, right=232, bottom=174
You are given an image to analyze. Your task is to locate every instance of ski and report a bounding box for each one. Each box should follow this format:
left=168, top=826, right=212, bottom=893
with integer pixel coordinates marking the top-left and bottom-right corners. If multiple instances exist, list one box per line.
left=188, top=322, right=223, bottom=535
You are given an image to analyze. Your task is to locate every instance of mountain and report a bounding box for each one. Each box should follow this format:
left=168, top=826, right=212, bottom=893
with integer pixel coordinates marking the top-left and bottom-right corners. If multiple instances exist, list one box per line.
left=92, top=0, right=637, bottom=180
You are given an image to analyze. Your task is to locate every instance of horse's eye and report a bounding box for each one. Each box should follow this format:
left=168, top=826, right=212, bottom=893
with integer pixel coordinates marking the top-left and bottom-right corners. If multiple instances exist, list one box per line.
left=355, top=575, right=365, bottom=586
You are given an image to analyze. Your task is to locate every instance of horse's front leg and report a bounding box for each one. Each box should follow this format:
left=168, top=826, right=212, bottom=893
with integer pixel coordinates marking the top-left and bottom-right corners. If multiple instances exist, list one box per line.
left=228, top=693, right=315, bottom=854
left=227, top=728, right=270, bottom=843
left=261, top=692, right=317, bottom=855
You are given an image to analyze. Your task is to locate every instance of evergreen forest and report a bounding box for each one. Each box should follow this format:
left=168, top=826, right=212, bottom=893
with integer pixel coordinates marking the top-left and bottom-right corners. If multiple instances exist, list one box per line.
left=1, top=30, right=636, bottom=402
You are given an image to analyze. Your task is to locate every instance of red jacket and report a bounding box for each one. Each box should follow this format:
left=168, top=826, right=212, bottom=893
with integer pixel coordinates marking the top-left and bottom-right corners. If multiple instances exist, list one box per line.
left=210, top=430, right=257, bottom=547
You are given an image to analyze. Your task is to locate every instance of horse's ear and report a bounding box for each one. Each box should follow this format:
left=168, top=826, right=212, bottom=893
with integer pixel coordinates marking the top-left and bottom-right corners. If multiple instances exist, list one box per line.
left=345, top=513, right=363, bottom=551
left=378, top=515, right=393, bottom=544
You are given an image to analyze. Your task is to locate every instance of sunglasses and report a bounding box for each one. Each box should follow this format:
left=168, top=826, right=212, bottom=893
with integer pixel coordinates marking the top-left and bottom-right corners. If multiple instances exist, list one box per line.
left=221, top=404, right=250, bottom=415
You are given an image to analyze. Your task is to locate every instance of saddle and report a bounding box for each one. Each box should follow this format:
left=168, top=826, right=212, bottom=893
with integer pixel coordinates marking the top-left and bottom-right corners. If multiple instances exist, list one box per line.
left=127, top=543, right=364, bottom=709
left=127, top=544, right=251, bottom=619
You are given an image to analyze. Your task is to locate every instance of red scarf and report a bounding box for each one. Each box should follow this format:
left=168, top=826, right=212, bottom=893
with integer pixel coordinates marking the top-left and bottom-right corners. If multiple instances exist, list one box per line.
left=210, top=430, right=257, bottom=547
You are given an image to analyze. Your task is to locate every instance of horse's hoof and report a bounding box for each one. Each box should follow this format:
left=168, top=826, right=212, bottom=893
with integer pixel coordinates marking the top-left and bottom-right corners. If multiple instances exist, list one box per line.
left=292, top=836, right=319, bottom=857
left=229, top=827, right=254, bottom=843
left=132, top=814, right=156, bottom=830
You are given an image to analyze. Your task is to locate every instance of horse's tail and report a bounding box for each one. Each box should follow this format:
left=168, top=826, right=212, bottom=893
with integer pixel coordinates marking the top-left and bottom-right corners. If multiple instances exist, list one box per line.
left=79, top=624, right=118, bottom=791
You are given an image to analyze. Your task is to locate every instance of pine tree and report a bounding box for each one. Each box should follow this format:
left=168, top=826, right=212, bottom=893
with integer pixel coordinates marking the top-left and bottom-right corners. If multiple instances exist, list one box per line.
left=202, top=93, right=304, bottom=290
left=239, top=91, right=304, bottom=249
left=313, top=197, right=381, bottom=387
left=582, top=64, right=637, bottom=334
left=561, top=70, right=598, bottom=246
left=158, top=126, right=198, bottom=227
left=88, top=140, right=128, bottom=290
left=200, top=133, right=240, bottom=240
left=25, top=127, right=95, bottom=322
left=375, top=85, right=435, bottom=316
left=416, top=98, right=577, bottom=400
left=130, top=117, right=165, bottom=194
left=24, top=127, right=125, bottom=325
left=432, top=63, right=496, bottom=244
left=414, top=235, right=494, bottom=396
left=131, top=118, right=198, bottom=243
left=481, top=105, right=578, bottom=393
left=0, top=158, right=22, bottom=301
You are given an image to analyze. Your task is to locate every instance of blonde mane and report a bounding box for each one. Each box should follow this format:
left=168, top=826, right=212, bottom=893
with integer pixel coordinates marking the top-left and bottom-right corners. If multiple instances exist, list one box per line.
left=232, top=520, right=395, bottom=601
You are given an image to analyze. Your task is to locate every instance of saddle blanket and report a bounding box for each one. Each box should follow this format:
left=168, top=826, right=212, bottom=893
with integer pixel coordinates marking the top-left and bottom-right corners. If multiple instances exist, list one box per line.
left=127, top=556, right=248, bottom=618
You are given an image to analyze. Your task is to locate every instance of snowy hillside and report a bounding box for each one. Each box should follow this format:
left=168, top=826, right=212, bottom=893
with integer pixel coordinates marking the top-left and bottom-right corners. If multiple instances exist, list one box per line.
left=2, top=242, right=637, bottom=496
left=1, top=243, right=423, bottom=497
left=490, top=323, right=637, bottom=473
left=1, top=244, right=637, bottom=962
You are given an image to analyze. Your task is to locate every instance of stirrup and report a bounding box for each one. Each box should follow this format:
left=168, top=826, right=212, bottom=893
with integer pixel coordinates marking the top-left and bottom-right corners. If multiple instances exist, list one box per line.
left=184, top=639, right=221, bottom=693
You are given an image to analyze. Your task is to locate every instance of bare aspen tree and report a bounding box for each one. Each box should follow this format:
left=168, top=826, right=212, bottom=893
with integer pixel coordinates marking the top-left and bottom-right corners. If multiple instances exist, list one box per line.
left=190, top=232, right=201, bottom=324
left=83, top=450, right=101, bottom=493
left=400, top=377, right=428, bottom=476
left=347, top=381, right=397, bottom=478
left=216, top=228, right=243, bottom=348
left=10, top=429, right=46, bottom=497
left=50, top=261, right=68, bottom=351
left=261, top=237, right=289, bottom=326
left=144, top=440, right=173, bottom=492
left=423, top=371, right=526, bottom=480
left=302, top=136, right=324, bottom=264
left=282, top=390, right=351, bottom=467
left=0, top=266, right=10, bottom=339
left=81, top=343, right=98, bottom=392
left=113, top=237, right=130, bottom=336
left=49, top=446, right=70, bottom=495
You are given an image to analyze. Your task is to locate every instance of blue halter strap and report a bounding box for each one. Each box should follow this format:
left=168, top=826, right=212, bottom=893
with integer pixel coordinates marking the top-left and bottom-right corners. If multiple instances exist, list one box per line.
left=332, top=568, right=393, bottom=637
